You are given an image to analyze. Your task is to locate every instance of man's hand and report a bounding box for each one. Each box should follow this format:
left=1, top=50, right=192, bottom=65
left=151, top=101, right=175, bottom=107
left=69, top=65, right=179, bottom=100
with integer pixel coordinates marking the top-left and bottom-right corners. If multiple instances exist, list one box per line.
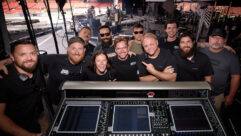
left=109, top=78, right=117, bottom=82
left=0, top=58, right=12, bottom=78
left=163, top=66, right=174, bottom=74
left=128, top=51, right=136, bottom=57
left=142, top=61, right=156, bottom=75
left=224, top=45, right=236, bottom=54
left=107, top=52, right=116, bottom=58
left=18, top=132, right=42, bottom=136
left=224, top=95, right=235, bottom=106
left=0, top=64, right=8, bottom=79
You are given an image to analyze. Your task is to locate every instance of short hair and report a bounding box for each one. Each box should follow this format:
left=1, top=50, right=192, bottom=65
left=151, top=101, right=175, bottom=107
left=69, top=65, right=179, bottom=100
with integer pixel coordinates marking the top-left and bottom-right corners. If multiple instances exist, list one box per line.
left=98, top=25, right=111, bottom=33
left=68, top=36, right=85, bottom=46
left=79, top=26, right=91, bottom=33
left=113, top=37, right=128, bottom=48
left=133, top=23, right=144, bottom=30
left=164, top=20, right=178, bottom=29
left=143, top=33, right=157, bottom=41
left=89, top=50, right=113, bottom=72
left=10, top=39, right=33, bottom=54
left=179, top=32, right=195, bottom=42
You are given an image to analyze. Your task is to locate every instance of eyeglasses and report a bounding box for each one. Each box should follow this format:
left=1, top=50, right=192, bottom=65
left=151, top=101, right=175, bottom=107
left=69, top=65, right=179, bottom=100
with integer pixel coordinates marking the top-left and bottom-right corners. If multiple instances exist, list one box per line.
left=134, top=31, right=143, bottom=34
left=116, top=47, right=128, bottom=51
left=100, top=32, right=110, bottom=37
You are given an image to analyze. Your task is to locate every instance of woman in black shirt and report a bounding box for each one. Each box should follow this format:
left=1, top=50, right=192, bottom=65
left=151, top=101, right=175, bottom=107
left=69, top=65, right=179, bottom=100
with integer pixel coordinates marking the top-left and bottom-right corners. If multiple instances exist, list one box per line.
left=85, top=50, right=117, bottom=81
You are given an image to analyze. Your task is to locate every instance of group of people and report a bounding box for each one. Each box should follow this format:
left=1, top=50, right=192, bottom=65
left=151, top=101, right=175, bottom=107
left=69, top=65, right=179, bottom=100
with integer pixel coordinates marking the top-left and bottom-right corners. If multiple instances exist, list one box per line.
left=0, top=20, right=240, bottom=135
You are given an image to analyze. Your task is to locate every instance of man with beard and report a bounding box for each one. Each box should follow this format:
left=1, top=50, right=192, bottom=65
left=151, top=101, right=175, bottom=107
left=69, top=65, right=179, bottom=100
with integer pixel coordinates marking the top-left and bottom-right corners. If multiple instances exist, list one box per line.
left=0, top=40, right=43, bottom=136
left=128, top=23, right=145, bottom=55
left=110, top=37, right=139, bottom=81
left=94, top=25, right=116, bottom=57
left=174, top=32, right=213, bottom=82
left=78, top=26, right=95, bottom=56
left=137, top=33, right=177, bottom=82
left=0, top=37, right=90, bottom=113
left=40, top=37, right=90, bottom=110
left=158, top=20, right=179, bottom=53
left=199, top=28, right=240, bottom=113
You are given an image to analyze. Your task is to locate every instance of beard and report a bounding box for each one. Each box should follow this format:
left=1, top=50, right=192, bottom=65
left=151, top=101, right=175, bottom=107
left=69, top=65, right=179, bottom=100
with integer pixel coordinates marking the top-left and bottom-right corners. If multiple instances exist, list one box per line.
left=209, top=42, right=225, bottom=49
left=68, top=55, right=84, bottom=64
left=15, top=60, right=38, bottom=73
left=180, top=46, right=195, bottom=58
left=101, top=37, right=112, bottom=47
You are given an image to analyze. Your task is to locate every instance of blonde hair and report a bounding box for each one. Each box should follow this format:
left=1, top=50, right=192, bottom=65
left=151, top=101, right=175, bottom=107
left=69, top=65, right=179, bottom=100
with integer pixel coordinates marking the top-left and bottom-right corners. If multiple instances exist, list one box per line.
left=143, top=33, right=157, bottom=41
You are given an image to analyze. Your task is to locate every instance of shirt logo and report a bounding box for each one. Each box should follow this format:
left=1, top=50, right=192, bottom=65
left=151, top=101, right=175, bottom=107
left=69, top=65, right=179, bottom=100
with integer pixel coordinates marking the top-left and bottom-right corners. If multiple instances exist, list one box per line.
left=130, top=61, right=136, bottom=66
left=192, top=68, right=199, bottom=70
left=60, top=69, right=69, bottom=75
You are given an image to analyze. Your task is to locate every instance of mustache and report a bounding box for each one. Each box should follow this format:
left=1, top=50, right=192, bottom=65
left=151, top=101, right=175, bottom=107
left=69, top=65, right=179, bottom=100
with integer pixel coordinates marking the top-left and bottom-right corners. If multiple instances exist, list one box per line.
left=23, top=60, right=34, bottom=63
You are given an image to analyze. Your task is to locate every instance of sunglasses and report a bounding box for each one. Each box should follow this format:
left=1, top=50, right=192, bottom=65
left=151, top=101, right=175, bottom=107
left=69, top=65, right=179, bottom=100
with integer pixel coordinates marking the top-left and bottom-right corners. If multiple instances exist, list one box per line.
left=134, top=31, right=144, bottom=34
left=100, top=32, right=110, bottom=37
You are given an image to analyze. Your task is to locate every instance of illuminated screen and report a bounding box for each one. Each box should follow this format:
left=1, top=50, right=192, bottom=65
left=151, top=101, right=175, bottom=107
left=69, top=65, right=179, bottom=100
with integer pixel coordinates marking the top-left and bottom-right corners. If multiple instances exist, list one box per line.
left=113, top=105, right=151, bottom=133
left=58, top=105, right=100, bottom=133
left=170, top=105, right=213, bottom=132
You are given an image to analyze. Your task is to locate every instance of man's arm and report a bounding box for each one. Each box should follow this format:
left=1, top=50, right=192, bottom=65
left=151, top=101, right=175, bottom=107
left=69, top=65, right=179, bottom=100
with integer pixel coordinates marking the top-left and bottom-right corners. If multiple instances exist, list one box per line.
left=0, top=58, right=12, bottom=78
left=224, top=74, right=240, bottom=106
left=0, top=103, right=42, bottom=136
left=139, top=75, right=159, bottom=82
left=204, top=76, right=212, bottom=83
left=142, top=62, right=177, bottom=81
left=197, top=42, right=236, bottom=53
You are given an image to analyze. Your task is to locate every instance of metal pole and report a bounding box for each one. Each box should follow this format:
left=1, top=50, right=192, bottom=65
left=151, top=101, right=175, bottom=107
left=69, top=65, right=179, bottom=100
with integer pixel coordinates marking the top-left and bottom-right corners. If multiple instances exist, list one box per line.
left=6, top=0, right=11, bottom=11
left=44, top=0, right=60, bottom=54
left=69, top=0, right=77, bottom=36
left=61, top=9, right=69, bottom=42
left=19, top=0, right=38, bottom=50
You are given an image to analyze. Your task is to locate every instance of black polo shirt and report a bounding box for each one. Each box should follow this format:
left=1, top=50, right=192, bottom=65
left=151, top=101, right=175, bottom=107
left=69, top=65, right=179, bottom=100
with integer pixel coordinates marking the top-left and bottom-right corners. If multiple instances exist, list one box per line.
left=85, top=69, right=117, bottom=81
left=0, top=64, right=43, bottom=135
left=158, top=37, right=179, bottom=53
left=110, top=55, right=139, bottom=81
left=40, top=54, right=91, bottom=105
left=174, top=51, right=213, bottom=81
left=137, top=48, right=177, bottom=79
left=85, top=42, right=95, bottom=56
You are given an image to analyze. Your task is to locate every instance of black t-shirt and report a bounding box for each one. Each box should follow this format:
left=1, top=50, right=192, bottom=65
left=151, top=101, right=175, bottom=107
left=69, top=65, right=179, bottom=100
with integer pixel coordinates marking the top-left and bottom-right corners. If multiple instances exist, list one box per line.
left=174, top=51, right=213, bottom=81
left=85, top=42, right=95, bottom=56
left=110, top=55, right=139, bottom=81
left=158, top=37, right=179, bottom=53
left=41, top=54, right=91, bottom=105
left=0, top=64, right=43, bottom=134
left=85, top=69, right=117, bottom=81
left=94, top=43, right=115, bottom=54
left=137, top=48, right=177, bottom=79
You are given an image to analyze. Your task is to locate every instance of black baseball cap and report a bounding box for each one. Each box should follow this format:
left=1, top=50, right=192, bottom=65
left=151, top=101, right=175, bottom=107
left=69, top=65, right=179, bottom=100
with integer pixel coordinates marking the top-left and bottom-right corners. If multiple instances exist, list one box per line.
left=210, top=28, right=226, bottom=38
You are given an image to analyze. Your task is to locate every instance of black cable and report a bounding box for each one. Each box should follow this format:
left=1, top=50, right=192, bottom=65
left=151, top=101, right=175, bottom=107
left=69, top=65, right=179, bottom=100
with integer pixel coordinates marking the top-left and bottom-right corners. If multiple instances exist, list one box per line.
left=61, top=9, right=69, bottom=42
left=44, top=0, right=60, bottom=54
left=69, top=0, right=77, bottom=36
left=19, top=0, right=38, bottom=50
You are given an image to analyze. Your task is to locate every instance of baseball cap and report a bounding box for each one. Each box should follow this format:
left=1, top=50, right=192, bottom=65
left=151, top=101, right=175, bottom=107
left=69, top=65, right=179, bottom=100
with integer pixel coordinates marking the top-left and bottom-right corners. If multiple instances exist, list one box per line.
left=210, top=28, right=226, bottom=38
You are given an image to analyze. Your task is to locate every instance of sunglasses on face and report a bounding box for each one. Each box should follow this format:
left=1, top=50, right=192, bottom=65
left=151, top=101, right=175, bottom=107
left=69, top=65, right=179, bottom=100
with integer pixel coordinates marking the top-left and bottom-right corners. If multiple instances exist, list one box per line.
left=100, top=32, right=110, bottom=37
left=134, top=31, right=144, bottom=34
